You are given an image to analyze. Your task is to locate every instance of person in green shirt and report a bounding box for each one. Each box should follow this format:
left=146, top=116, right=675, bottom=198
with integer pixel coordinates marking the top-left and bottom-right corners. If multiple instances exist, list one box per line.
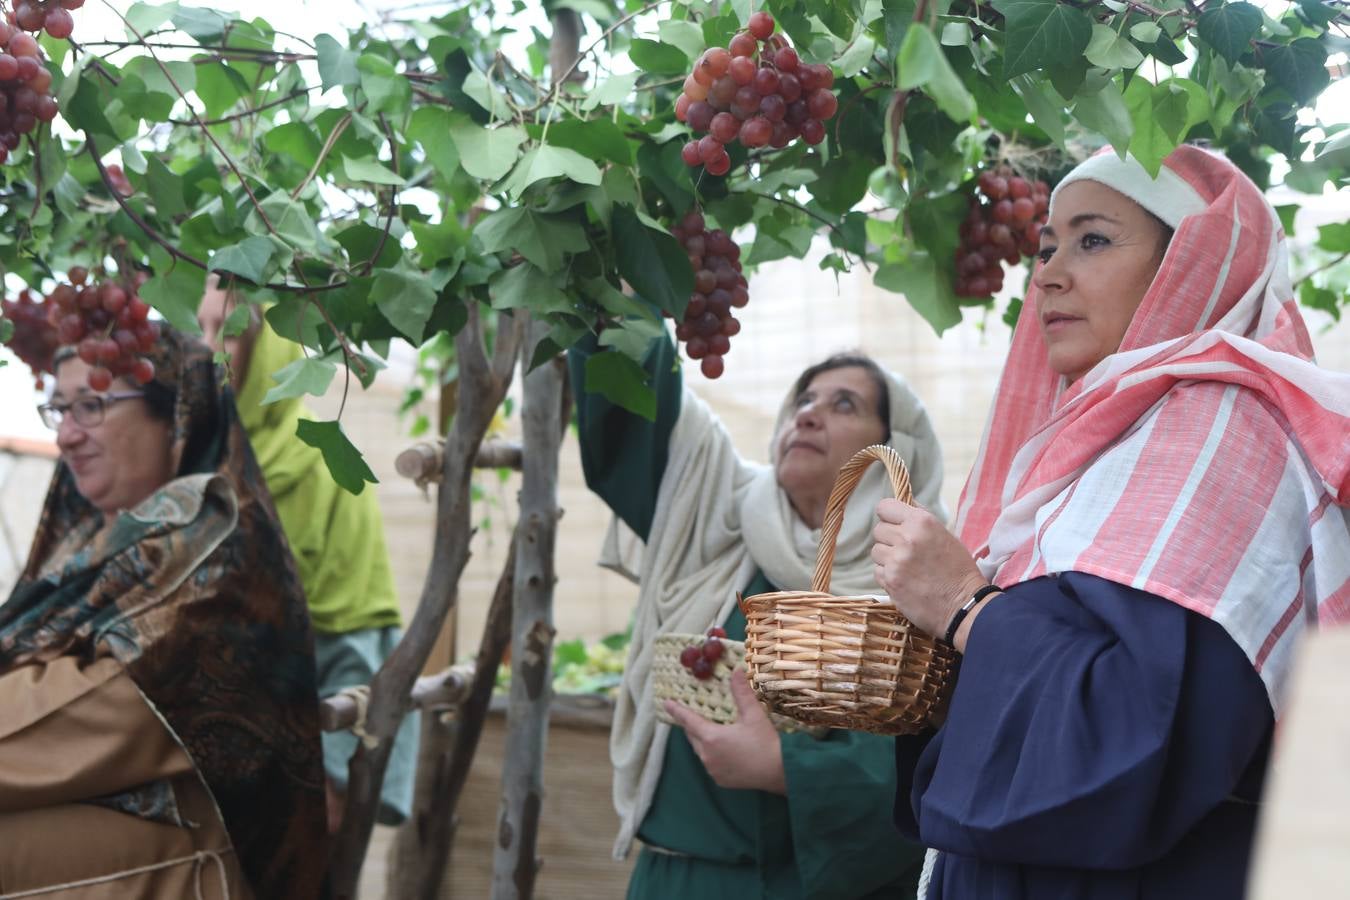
left=198, top=275, right=418, bottom=833
left=570, top=329, right=946, bottom=899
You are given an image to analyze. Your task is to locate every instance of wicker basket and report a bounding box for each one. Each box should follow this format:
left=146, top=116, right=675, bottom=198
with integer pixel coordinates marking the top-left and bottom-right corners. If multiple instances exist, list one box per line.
left=651, top=633, right=827, bottom=736
left=740, top=444, right=957, bottom=736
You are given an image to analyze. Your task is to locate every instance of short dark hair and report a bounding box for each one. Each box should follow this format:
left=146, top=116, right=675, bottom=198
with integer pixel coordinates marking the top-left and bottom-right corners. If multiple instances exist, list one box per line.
left=791, top=352, right=891, bottom=441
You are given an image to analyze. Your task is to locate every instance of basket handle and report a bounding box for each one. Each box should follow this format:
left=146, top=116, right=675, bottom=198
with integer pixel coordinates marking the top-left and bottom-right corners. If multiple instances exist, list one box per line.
left=810, top=444, right=913, bottom=594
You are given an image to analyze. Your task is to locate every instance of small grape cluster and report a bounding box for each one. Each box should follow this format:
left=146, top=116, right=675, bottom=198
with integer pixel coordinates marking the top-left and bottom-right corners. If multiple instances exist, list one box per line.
left=678, top=626, right=728, bottom=681
left=1, top=288, right=59, bottom=389
left=670, top=209, right=746, bottom=379
left=48, top=267, right=160, bottom=390
left=954, top=165, right=1051, bottom=300
left=8, top=0, right=81, bottom=40
left=0, top=21, right=58, bottom=161
left=676, top=11, right=838, bottom=175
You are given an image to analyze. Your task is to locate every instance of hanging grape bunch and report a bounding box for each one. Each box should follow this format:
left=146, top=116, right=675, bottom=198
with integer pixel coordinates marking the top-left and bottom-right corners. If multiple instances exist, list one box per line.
left=669, top=209, right=747, bottom=379
left=46, top=267, right=160, bottom=391
left=8, top=0, right=81, bottom=39
left=1, top=288, right=59, bottom=389
left=0, top=21, right=59, bottom=161
left=676, top=11, right=838, bottom=175
left=678, top=627, right=729, bottom=681
left=954, top=165, right=1051, bottom=300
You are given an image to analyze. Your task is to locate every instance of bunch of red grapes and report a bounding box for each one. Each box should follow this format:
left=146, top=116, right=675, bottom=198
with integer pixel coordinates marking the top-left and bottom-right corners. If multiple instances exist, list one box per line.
left=678, top=626, right=728, bottom=681
left=48, top=267, right=160, bottom=390
left=0, top=21, right=59, bottom=162
left=7, top=0, right=81, bottom=40
left=954, top=165, right=1051, bottom=300
left=1, top=288, right=59, bottom=389
left=676, top=11, right=838, bottom=175
left=669, top=209, right=747, bottom=379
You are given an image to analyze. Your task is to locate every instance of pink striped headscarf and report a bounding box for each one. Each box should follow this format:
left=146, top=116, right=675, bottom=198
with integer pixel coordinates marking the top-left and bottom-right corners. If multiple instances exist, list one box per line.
left=953, top=145, right=1350, bottom=709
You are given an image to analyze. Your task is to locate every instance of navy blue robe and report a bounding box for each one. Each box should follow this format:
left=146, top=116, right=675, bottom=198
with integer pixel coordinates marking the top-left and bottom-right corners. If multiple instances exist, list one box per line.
left=896, top=571, right=1273, bottom=898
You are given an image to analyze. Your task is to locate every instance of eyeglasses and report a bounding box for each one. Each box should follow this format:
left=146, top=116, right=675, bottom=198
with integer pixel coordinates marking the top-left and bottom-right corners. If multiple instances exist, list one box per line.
left=37, top=392, right=146, bottom=430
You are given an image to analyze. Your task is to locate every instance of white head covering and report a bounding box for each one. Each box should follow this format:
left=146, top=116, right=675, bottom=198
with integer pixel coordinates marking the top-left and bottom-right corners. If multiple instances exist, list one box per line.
left=602, top=359, right=946, bottom=858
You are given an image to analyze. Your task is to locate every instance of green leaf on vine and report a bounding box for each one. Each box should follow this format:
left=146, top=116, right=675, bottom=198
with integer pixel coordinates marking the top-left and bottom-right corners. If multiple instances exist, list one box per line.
left=657, top=21, right=706, bottom=61
left=125, top=2, right=178, bottom=38
left=373, top=261, right=438, bottom=342
left=546, top=116, right=636, bottom=167
left=315, top=34, right=360, bottom=90
left=193, top=62, right=251, bottom=120
left=1197, top=1, right=1262, bottom=64
left=475, top=207, right=587, bottom=274
left=582, top=72, right=640, bottom=111
left=836, top=35, right=877, bottom=79
left=1263, top=38, right=1330, bottom=105
left=1298, top=281, right=1340, bottom=320
left=1317, top=222, right=1350, bottom=253
left=874, top=253, right=962, bottom=335
left=600, top=315, right=665, bottom=360
left=1124, top=78, right=1201, bottom=176
left=407, top=107, right=463, bottom=183
left=263, top=355, right=338, bottom=405
left=172, top=6, right=229, bottom=43
left=343, top=156, right=406, bottom=186
left=359, top=53, right=412, bottom=114
left=489, top=263, right=574, bottom=315
left=1129, top=22, right=1162, bottom=43
left=141, top=248, right=205, bottom=336
left=1084, top=23, right=1145, bottom=70
left=145, top=156, right=188, bottom=219
left=462, top=68, right=511, bottom=119
left=612, top=204, right=694, bottom=319
left=1072, top=81, right=1133, bottom=156
left=897, top=25, right=975, bottom=122
left=996, top=0, right=1092, bottom=80
left=211, top=236, right=280, bottom=284
left=882, top=0, right=918, bottom=63
left=0, top=318, right=13, bottom=344
left=502, top=145, right=603, bottom=200
left=584, top=350, right=656, bottom=421
left=296, top=419, right=378, bottom=494
left=1013, top=76, right=1066, bottom=146
left=448, top=120, right=527, bottom=182
left=629, top=39, right=690, bottom=74
left=583, top=277, right=661, bottom=323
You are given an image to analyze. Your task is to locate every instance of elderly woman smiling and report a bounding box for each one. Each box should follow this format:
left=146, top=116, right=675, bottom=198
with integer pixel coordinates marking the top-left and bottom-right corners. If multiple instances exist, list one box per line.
left=0, top=329, right=329, bottom=899
left=872, top=146, right=1350, bottom=898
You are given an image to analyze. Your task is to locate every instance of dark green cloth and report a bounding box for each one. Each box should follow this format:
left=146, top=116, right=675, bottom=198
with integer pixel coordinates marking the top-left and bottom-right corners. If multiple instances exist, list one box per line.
left=570, top=334, right=924, bottom=900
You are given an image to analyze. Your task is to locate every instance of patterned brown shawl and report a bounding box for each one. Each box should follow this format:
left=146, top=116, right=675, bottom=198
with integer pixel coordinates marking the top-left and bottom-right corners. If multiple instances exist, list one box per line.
left=0, top=328, right=330, bottom=898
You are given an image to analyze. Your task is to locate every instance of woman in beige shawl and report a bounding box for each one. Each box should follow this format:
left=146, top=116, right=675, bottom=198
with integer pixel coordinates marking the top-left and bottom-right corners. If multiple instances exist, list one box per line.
left=570, top=329, right=946, bottom=899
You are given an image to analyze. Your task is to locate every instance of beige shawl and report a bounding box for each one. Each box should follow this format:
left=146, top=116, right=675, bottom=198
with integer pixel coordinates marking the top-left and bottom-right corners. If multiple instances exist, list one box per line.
left=604, top=369, right=947, bottom=858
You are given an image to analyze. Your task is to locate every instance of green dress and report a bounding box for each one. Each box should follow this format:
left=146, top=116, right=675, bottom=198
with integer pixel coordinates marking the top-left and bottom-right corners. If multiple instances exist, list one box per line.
left=570, top=335, right=924, bottom=900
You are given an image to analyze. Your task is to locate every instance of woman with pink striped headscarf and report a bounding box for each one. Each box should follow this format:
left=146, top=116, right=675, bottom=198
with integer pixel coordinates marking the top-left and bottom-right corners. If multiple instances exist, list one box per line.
left=872, top=144, right=1350, bottom=898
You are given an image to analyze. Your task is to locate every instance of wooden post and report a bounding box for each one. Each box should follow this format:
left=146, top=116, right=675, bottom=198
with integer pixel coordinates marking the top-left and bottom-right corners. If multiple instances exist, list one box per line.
left=395, top=530, right=518, bottom=900
left=490, top=318, right=566, bottom=900
left=328, top=306, right=524, bottom=898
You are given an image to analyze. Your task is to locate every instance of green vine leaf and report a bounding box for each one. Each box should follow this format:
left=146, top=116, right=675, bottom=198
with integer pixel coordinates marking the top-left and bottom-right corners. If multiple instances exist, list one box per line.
left=296, top=419, right=378, bottom=494
left=1263, top=38, right=1331, bottom=105
left=502, top=145, right=603, bottom=200
left=1197, top=1, right=1263, bottom=64
left=612, top=204, right=694, bottom=319
left=995, top=0, right=1092, bottom=80
left=874, top=253, right=962, bottom=335
left=373, top=261, right=439, bottom=343
left=629, top=38, right=690, bottom=74
left=448, top=120, right=528, bottom=182
left=316, top=33, right=360, bottom=90
left=584, top=350, right=656, bottom=421
left=263, top=355, right=338, bottom=405
left=897, top=25, right=975, bottom=122
left=1084, top=23, right=1145, bottom=71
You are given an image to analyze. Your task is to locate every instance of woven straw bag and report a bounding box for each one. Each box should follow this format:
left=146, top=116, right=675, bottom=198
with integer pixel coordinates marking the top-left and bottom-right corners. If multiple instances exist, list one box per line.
left=651, top=634, right=827, bottom=736
left=740, top=444, right=957, bottom=735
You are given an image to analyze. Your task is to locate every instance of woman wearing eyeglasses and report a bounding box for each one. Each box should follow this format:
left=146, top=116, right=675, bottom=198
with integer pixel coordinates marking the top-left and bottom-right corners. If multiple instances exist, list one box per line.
left=0, top=327, right=330, bottom=898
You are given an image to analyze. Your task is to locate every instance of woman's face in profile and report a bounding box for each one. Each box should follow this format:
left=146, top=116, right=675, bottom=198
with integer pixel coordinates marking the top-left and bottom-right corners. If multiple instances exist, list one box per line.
left=775, top=365, right=885, bottom=505
left=1032, top=180, right=1169, bottom=384
left=52, top=357, right=174, bottom=517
